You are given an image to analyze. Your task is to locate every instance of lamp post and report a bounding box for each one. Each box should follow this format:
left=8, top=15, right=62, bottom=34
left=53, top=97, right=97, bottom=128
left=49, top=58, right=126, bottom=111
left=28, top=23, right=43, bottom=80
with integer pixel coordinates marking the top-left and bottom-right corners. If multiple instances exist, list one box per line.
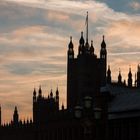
left=94, top=108, right=102, bottom=120
left=74, top=106, right=83, bottom=119
left=84, top=96, right=92, bottom=109
left=94, top=108, right=102, bottom=140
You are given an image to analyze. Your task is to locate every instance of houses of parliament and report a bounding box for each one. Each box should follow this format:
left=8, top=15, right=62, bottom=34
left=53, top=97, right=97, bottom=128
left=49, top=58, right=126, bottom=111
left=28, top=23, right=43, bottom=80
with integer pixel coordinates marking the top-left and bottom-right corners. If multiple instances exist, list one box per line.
left=0, top=13, right=140, bottom=140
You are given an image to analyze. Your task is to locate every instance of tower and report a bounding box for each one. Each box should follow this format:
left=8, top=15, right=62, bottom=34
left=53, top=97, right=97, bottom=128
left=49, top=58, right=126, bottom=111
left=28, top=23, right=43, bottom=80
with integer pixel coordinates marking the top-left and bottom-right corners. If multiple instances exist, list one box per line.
left=33, top=86, right=60, bottom=124
left=100, top=35, right=107, bottom=86
left=67, top=36, right=76, bottom=109
left=67, top=12, right=104, bottom=109
left=128, top=67, right=132, bottom=87
left=13, top=106, right=19, bottom=125
left=107, top=65, right=111, bottom=84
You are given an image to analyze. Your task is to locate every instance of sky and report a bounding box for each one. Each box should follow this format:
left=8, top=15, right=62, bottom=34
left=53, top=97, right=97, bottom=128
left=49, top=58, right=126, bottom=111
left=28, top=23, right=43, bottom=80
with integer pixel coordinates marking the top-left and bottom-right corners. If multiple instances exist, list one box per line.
left=0, top=0, right=140, bottom=123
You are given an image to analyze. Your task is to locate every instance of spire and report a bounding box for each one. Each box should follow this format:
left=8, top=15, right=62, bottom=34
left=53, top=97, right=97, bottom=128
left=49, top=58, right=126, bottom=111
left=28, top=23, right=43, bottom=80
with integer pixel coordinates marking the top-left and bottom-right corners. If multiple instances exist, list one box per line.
left=50, top=89, right=53, bottom=98
left=79, top=31, right=85, bottom=45
left=101, top=35, right=106, bottom=48
left=100, top=35, right=107, bottom=59
left=129, top=67, right=132, bottom=76
left=128, top=66, right=132, bottom=87
left=68, top=36, right=73, bottom=49
left=68, top=36, right=74, bottom=59
left=107, top=65, right=111, bottom=84
left=33, top=88, right=37, bottom=102
left=119, top=68, right=121, bottom=77
left=13, top=106, right=19, bottom=125
left=14, top=106, right=18, bottom=113
left=56, top=86, right=59, bottom=96
left=118, top=68, right=122, bottom=85
left=56, top=86, right=59, bottom=110
left=38, top=85, right=42, bottom=98
left=90, top=40, right=94, bottom=55
left=33, top=88, right=36, bottom=96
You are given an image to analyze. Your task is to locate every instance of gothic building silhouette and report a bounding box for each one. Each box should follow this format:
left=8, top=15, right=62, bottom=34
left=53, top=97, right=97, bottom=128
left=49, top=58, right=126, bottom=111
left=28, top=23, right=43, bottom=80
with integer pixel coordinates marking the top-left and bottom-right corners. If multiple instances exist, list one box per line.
left=0, top=13, right=140, bottom=140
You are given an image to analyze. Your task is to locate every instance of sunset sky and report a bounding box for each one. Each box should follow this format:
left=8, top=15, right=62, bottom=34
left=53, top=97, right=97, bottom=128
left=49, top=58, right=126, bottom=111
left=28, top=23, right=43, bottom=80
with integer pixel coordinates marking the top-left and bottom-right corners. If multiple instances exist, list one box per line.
left=0, top=0, right=140, bottom=123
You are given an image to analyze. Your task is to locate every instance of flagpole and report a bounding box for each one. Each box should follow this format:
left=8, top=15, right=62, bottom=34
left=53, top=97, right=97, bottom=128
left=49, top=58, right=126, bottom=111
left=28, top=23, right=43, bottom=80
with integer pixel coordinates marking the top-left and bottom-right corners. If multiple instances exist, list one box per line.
left=86, top=11, right=88, bottom=43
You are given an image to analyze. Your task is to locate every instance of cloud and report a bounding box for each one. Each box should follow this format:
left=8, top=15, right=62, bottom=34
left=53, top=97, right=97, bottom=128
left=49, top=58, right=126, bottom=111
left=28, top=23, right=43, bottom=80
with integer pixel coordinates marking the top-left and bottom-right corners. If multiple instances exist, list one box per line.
left=106, top=19, right=140, bottom=49
left=0, top=0, right=140, bottom=122
left=130, top=1, right=140, bottom=10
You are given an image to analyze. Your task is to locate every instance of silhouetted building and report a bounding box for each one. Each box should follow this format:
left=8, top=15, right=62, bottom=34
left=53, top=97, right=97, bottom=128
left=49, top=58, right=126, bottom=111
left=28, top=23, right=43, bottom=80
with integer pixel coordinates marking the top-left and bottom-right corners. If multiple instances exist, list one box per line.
left=67, top=34, right=106, bottom=109
left=0, top=13, right=140, bottom=140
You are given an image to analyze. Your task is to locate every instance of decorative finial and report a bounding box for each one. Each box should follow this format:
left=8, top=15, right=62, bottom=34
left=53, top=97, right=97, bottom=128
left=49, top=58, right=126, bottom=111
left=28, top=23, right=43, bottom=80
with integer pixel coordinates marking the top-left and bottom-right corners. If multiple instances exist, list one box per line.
left=14, top=106, right=18, bottom=112
left=129, top=65, right=131, bottom=72
left=70, top=36, right=72, bottom=42
left=119, top=68, right=121, bottom=73
left=33, top=88, right=36, bottom=96
left=56, top=86, right=59, bottom=96
left=50, top=89, right=53, bottom=97
left=81, top=31, right=83, bottom=36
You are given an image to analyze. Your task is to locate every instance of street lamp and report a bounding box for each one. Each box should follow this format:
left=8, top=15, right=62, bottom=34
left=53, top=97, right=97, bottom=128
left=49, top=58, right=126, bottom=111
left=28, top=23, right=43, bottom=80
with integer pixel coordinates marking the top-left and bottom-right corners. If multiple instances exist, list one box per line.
left=74, top=106, right=83, bottom=119
left=94, top=108, right=102, bottom=119
left=84, top=96, right=92, bottom=109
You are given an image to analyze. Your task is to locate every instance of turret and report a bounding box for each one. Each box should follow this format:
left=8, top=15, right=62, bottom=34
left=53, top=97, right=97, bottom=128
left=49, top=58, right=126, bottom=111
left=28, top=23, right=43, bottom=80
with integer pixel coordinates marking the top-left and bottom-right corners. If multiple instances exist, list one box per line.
left=38, top=85, right=42, bottom=98
left=50, top=89, right=53, bottom=98
left=33, top=88, right=37, bottom=102
left=107, top=65, right=111, bottom=84
left=67, top=36, right=75, bottom=109
left=68, top=36, right=74, bottom=59
left=118, top=69, right=122, bottom=85
left=78, top=32, right=85, bottom=55
left=90, top=40, right=94, bottom=55
left=100, top=35, right=107, bottom=86
left=100, top=35, right=107, bottom=59
left=128, top=67, right=132, bottom=87
left=56, top=87, right=59, bottom=110
left=79, top=31, right=85, bottom=46
left=13, top=106, right=19, bottom=125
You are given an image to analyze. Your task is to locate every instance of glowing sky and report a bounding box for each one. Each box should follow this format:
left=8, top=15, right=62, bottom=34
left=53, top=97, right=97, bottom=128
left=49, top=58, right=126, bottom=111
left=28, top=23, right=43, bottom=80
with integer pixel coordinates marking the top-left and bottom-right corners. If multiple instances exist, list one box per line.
left=0, top=0, right=140, bottom=123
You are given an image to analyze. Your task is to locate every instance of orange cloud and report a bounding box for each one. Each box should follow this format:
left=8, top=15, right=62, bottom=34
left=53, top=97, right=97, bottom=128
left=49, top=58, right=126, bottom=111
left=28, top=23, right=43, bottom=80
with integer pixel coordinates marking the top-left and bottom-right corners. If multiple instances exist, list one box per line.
left=47, top=11, right=69, bottom=21
left=130, top=2, right=140, bottom=10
